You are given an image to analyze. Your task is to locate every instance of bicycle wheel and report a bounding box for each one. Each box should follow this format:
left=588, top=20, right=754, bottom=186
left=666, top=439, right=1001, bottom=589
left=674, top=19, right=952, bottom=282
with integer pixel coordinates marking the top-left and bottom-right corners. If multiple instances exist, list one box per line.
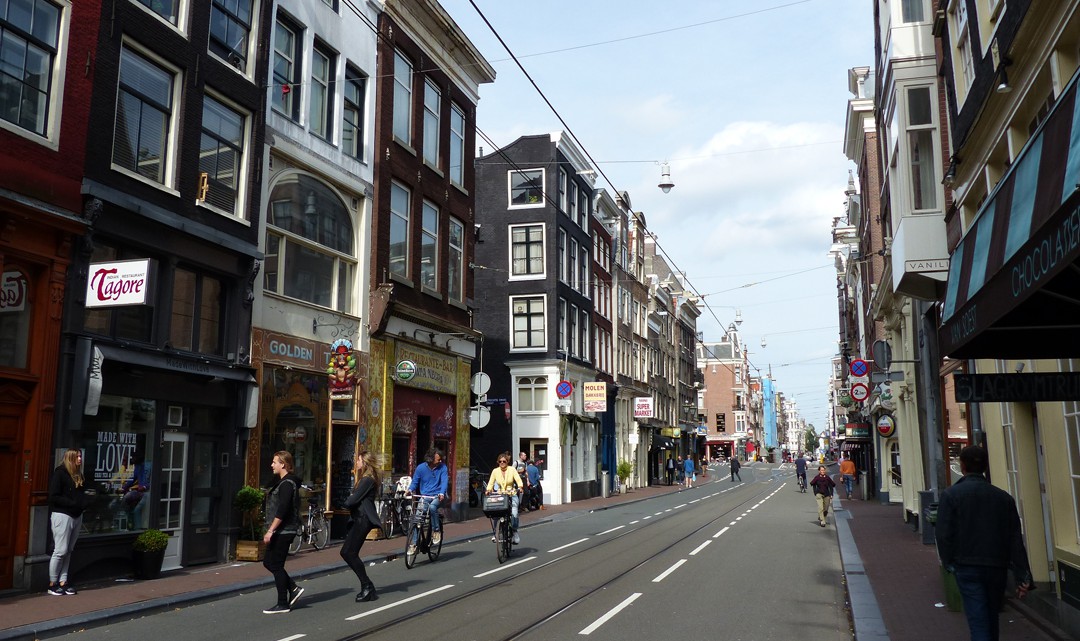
left=404, top=522, right=420, bottom=569
left=501, top=518, right=512, bottom=562
left=495, top=517, right=509, bottom=563
left=379, top=501, right=394, bottom=539
left=288, top=526, right=303, bottom=554
left=311, top=513, right=329, bottom=550
left=427, top=522, right=442, bottom=562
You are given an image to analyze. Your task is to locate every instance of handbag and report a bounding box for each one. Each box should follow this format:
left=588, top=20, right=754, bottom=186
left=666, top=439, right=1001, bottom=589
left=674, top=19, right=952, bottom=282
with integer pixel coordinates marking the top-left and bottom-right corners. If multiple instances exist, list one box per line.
left=483, top=493, right=511, bottom=515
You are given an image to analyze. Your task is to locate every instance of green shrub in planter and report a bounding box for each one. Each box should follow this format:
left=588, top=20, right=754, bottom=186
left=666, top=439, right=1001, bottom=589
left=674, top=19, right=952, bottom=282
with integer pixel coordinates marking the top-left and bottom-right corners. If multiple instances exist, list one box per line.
left=133, top=529, right=169, bottom=553
left=616, top=460, right=634, bottom=485
left=235, top=485, right=265, bottom=541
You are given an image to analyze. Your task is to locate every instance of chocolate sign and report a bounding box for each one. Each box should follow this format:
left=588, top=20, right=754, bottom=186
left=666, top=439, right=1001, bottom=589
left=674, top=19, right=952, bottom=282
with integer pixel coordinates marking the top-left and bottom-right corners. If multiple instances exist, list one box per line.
left=0, top=270, right=27, bottom=312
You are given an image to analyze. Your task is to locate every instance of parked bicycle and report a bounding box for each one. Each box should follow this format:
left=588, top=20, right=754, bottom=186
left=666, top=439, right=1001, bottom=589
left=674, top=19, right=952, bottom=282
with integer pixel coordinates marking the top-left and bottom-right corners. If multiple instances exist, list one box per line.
left=404, top=494, right=442, bottom=569
left=482, top=493, right=513, bottom=563
left=289, top=485, right=328, bottom=554
left=379, top=489, right=410, bottom=539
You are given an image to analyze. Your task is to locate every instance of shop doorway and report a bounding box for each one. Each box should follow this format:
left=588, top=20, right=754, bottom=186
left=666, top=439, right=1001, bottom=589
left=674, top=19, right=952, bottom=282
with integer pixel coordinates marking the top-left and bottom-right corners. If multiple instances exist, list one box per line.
left=186, top=437, right=219, bottom=565
left=159, top=432, right=188, bottom=570
left=415, top=415, right=431, bottom=462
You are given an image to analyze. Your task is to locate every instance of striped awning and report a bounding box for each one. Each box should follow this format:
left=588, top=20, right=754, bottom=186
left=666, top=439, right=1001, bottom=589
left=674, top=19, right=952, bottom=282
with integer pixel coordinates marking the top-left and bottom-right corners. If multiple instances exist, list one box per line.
left=940, top=68, right=1080, bottom=358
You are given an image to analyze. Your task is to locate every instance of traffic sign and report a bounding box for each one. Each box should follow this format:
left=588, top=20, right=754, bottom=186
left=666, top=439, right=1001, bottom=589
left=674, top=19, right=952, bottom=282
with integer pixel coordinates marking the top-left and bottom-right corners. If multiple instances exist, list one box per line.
left=849, top=359, right=869, bottom=378
left=850, top=382, right=870, bottom=402
left=556, top=380, right=574, bottom=399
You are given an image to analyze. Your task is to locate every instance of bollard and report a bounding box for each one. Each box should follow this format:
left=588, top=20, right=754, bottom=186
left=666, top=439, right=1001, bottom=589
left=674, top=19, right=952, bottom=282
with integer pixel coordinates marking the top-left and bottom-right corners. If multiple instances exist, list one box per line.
left=601, top=471, right=610, bottom=499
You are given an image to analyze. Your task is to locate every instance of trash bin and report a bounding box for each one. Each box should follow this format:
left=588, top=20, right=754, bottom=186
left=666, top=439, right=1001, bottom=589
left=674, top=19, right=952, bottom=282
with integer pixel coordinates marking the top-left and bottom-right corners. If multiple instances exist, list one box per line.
left=919, top=490, right=937, bottom=545
left=601, top=471, right=610, bottom=499
left=940, top=566, right=963, bottom=612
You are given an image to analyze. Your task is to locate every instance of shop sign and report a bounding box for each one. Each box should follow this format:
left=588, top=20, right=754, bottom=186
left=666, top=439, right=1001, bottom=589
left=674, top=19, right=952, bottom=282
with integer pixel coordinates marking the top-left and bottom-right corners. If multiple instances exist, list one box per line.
left=395, top=343, right=458, bottom=394
left=876, top=414, right=896, bottom=438
left=845, top=422, right=870, bottom=438
left=583, top=381, right=607, bottom=412
left=633, top=396, right=654, bottom=418
left=85, top=259, right=152, bottom=308
left=285, top=426, right=308, bottom=443
left=327, top=338, right=358, bottom=400
left=0, top=270, right=27, bottom=312
left=92, top=430, right=141, bottom=487
left=262, top=330, right=317, bottom=368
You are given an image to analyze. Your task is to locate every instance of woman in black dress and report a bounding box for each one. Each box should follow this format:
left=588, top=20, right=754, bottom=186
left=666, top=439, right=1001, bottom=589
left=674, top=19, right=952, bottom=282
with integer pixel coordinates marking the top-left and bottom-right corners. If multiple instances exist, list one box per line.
left=342, top=450, right=381, bottom=602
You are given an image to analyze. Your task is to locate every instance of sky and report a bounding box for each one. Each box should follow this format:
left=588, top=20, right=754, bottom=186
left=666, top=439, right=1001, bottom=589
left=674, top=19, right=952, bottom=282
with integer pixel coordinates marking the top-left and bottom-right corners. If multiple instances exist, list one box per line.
left=440, top=0, right=876, bottom=428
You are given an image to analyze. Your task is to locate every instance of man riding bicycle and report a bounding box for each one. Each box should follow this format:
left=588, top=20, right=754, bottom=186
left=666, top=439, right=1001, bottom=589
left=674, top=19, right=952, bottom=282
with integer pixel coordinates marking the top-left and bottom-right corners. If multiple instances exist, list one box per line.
left=407, top=448, right=448, bottom=545
left=794, top=453, right=808, bottom=490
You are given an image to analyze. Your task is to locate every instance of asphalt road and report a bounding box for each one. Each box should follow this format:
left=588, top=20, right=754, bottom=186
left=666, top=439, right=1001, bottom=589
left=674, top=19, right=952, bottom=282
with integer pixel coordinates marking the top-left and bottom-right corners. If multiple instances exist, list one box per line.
left=58, top=467, right=852, bottom=641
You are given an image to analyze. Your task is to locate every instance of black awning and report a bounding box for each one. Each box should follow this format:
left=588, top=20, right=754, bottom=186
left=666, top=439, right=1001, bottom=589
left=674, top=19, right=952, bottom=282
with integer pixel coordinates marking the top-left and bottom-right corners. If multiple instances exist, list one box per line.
left=97, top=344, right=256, bottom=383
left=939, top=70, right=1080, bottom=359
left=651, top=436, right=675, bottom=450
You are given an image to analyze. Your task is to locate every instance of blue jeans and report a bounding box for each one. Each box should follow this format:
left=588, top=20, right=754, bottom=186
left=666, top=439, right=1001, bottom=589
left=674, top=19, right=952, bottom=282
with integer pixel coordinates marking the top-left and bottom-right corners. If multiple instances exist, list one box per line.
left=842, top=474, right=854, bottom=496
left=419, top=496, right=441, bottom=531
left=952, top=564, right=1008, bottom=641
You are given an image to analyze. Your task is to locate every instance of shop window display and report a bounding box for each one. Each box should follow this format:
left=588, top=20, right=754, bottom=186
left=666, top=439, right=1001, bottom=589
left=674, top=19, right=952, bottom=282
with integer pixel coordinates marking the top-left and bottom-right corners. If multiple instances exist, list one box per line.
left=79, top=396, right=156, bottom=534
left=260, top=367, right=328, bottom=490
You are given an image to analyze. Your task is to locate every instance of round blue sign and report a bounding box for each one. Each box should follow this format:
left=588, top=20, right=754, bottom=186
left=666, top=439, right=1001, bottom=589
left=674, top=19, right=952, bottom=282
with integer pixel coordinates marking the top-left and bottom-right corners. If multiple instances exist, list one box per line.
left=556, top=380, right=573, bottom=399
left=850, top=359, right=869, bottom=377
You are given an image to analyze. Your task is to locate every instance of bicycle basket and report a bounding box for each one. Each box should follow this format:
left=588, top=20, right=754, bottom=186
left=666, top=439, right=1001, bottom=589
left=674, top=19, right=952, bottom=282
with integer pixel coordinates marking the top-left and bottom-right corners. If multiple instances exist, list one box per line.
left=482, top=493, right=510, bottom=515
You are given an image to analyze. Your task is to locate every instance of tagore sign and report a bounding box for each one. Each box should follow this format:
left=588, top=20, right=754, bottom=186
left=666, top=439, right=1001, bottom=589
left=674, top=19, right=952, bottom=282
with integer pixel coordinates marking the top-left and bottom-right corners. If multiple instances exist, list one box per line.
left=85, top=259, right=152, bottom=308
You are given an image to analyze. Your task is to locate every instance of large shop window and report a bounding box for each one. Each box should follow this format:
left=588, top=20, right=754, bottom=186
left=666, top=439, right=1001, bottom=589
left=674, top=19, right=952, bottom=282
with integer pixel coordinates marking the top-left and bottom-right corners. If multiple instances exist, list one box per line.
left=78, top=395, right=157, bottom=535
left=0, top=267, right=31, bottom=368
left=259, top=367, right=328, bottom=490
left=264, top=174, right=356, bottom=311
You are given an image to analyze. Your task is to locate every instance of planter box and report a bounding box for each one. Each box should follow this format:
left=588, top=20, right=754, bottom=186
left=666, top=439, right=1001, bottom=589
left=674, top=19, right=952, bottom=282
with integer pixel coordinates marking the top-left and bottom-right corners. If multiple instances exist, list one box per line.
left=236, top=540, right=266, bottom=561
left=132, top=549, right=166, bottom=580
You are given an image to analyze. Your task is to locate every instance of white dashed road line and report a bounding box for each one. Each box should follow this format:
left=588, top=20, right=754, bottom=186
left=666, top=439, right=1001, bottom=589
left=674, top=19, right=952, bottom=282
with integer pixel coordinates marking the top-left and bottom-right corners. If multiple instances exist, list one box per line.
left=473, top=556, right=538, bottom=578
left=548, top=538, right=590, bottom=553
left=579, top=593, right=642, bottom=635
left=344, top=584, right=455, bottom=621
left=651, top=559, right=687, bottom=583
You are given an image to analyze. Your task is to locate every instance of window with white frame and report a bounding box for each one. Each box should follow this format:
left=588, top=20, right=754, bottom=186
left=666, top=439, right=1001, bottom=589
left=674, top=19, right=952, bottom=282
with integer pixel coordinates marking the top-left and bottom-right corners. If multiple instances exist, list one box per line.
left=448, top=217, right=464, bottom=302
left=392, top=49, right=412, bottom=144
left=557, top=297, right=567, bottom=352
left=389, top=181, right=410, bottom=278
left=509, top=169, right=544, bottom=207
left=135, top=0, right=178, bottom=23
left=569, top=303, right=578, bottom=357
left=511, top=295, right=545, bottom=349
left=264, top=174, right=356, bottom=311
left=949, top=0, right=974, bottom=94
left=272, top=17, right=301, bottom=121
left=199, top=95, right=247, bottom=217
left=309, top=42, right=334, bottom=140
left=209, top=0, right=254, bottom=72
left=568, top=238, right=577, bottom=289
left=579, top=245, right=588, bottom=293
left=580, top=308, right=589, bottom=360
left=422, top=79, right=440, bottom=168
left=113, top=45, right=175, bottom=184
left=420, top=200, right=438, bottom=291
left=578, top=187, right=589, bottom=228
left=0, top=0, right=59, bottom=136
left=342, top=65, right=366, bottom=159
left=510, top=223, right=545, bottom=277
left=567, top=180, right=577, bottom=220
left=517, top=376, right=548, bottom=412
left=558, top=168, right=567, bottom=212
left=906, top=86, right=938, bottom=211
left=449, top=103, right=464, bottom=186
left=557, top=228, right=566, bottom=283
left=900, top=0, right=925, bottom=23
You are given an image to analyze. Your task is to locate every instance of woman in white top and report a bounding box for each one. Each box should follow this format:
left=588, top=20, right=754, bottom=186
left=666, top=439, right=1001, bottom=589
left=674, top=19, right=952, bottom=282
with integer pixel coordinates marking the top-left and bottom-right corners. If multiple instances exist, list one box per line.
left=486, top=452, right=524, bottom=544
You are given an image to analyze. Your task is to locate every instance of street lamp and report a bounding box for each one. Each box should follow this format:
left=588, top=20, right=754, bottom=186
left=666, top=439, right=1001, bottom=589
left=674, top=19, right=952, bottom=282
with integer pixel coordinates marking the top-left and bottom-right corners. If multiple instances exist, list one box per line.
left=658, top=162, right=675, bottom=193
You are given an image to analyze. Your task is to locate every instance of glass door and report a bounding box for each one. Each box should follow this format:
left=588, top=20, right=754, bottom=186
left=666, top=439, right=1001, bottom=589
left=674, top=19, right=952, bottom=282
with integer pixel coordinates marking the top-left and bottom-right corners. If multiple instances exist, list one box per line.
left=159, top=432, right=188, bottom=570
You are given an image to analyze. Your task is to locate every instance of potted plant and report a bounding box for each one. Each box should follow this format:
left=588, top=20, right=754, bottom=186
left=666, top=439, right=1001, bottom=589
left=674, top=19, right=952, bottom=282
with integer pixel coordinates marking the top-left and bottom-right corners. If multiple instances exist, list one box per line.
left=616, top=460, right=634, bottom=493
left=132, top=529, right=169, bottom=580
left=234, top=485, right=266, bottom=561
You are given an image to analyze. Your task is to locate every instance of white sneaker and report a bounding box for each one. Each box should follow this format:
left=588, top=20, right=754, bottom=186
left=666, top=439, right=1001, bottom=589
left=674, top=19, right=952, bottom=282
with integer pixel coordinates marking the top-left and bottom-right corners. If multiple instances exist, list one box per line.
left=431, top=531, right=441, bottom=545
left=512, top=532, right=520, bottom=545
left=407, top=544, right=417, bottom=555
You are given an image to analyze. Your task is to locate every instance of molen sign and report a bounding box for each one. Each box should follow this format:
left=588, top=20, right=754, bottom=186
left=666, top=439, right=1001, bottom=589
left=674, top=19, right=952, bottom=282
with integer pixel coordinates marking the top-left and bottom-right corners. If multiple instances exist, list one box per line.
left=85, top=259, right=152, bottom=308
left=583, top=381, right=607, bottom=412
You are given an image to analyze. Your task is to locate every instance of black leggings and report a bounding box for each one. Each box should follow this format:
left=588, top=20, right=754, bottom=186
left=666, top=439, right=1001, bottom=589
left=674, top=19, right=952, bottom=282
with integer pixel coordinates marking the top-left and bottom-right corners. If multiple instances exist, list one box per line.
left=340, top=520, right=375, bottom=588
left=263, top=531, right=296, bottom=606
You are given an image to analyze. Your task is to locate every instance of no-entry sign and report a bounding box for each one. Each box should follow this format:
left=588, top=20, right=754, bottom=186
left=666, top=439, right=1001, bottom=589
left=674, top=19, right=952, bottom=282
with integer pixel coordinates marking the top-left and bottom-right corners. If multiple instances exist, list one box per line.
left=850, top=382, right=869, bottom=402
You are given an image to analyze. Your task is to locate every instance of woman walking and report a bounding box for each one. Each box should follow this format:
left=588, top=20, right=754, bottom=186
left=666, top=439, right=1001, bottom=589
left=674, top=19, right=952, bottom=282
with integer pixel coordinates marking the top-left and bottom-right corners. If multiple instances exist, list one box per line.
left=48, top=449, right=92, bottom=596
left=342, top=450, right=381, bottom=602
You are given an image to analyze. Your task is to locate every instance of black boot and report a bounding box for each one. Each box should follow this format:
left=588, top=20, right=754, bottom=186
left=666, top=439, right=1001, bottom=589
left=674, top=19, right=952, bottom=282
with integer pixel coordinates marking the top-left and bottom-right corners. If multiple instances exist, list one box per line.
left=356, top=585, right=378, bottom=602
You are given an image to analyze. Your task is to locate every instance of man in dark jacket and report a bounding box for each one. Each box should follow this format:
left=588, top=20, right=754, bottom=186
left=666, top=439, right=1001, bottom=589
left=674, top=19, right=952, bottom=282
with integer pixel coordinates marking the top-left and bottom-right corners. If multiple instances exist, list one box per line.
left=809, top=465, right=834, bottom=526
left=936, top=446, right=1034, bottom=641
left=729, top=456, right=741, bottom=482
left=262, top=450, right=302, bottom=614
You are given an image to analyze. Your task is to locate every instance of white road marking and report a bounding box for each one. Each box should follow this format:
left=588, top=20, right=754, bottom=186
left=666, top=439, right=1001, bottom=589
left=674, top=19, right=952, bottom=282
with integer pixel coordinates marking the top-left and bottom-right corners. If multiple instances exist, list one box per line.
left=597, top=525, right=625, bottom=536
left=549, top=538, right=590, bottom=553
left=473, top=556, right=538, bottom=578
left=629, top=520, right=640, bottom=524
left=673, top=504, right=687, bottom=509
left=689, top=499, right=700, bottom=504
left=713, top=526, right=730, bottom=538
left=579, top=593, right=642, bottom=635
left=344, top=584, right=455, bottom=620
left=643, top=515, right=652, bottom=520
left=690, top=540, right=711, bottom=556
left=652, top=558, right=687, bottom=583
left=277, top=635, right=306, bottom=641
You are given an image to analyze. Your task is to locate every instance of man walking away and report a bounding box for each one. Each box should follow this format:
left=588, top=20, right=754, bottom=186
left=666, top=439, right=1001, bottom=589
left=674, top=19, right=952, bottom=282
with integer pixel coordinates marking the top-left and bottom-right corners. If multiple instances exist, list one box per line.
left=683, top=455, right=695, bottom=489
left=839, top=454, right=856, bottom=499
left=730, top=457, right=741, bottom=482
left=937, top=446, right=1034, bottom=641
left=665, top=456, right=675, bottom=486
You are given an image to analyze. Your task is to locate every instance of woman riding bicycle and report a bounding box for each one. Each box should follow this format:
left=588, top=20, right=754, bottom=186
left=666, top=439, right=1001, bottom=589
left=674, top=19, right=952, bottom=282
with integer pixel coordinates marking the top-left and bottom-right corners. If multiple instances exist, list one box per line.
left=486, top=452, right=524, bottom=545
left=407, top=447, right=448, bottom=545
left=341, top=450, right=381, bottom=603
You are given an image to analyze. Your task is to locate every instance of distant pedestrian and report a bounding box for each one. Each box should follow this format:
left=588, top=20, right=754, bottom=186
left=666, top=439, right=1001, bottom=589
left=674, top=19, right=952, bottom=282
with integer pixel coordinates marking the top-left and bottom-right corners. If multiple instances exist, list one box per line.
left=262, top=451, right=302, bottom=614
left=48, top=448, right=93, bottom=596
left=839, top=454, right=856, bottom=498
left=675, top=456, right=684, bottom=484
left=342, top=450, right=381, bottom=603
left=665, top=456, right=675, bottom=486
left=809, top=465, right=835, bottom=527
left=729, top=457, right=741, bottom=482
left=937, top=446, right=1034, bottom=641
left=683, top=456, right=694, bottom=488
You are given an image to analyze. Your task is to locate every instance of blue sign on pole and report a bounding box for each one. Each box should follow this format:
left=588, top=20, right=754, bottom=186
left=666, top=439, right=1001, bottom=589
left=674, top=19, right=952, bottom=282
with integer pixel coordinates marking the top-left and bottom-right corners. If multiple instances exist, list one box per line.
left=849, top=359, right=869, bottom=377
left=556, top=380, right=573, bottom=399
